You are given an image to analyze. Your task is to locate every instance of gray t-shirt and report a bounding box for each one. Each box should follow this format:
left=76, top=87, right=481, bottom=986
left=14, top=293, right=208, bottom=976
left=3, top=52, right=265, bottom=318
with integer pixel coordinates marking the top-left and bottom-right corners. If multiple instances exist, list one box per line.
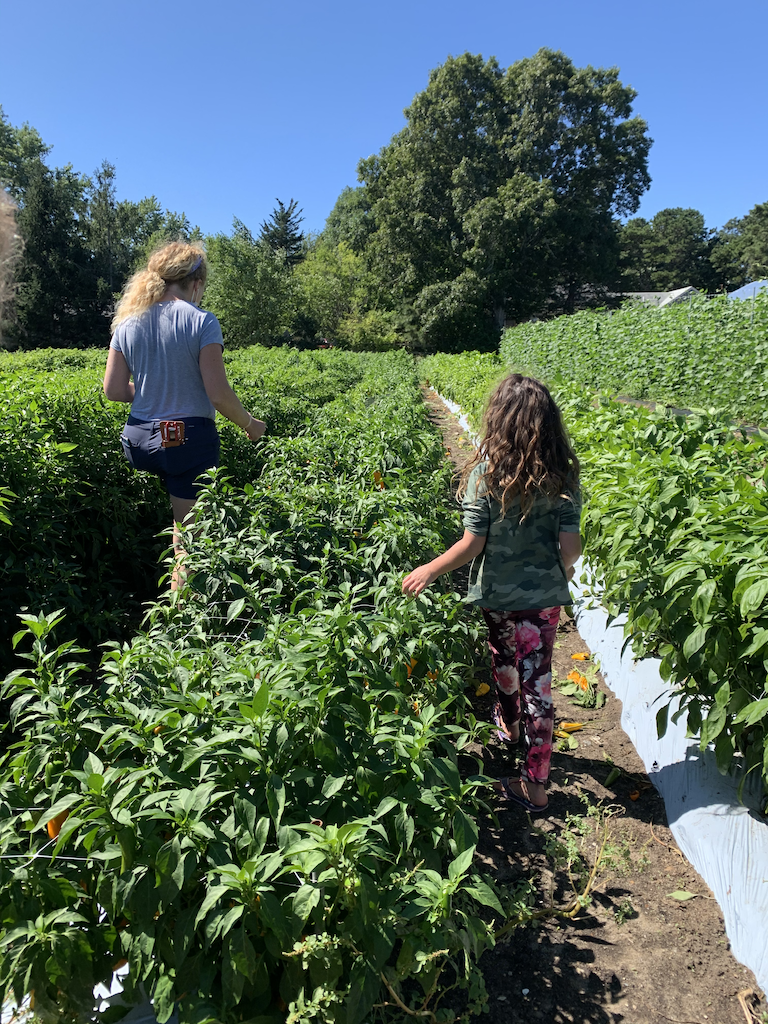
left=462, top=462, right=581, bottom=611
left=110, top=300, right=223, bottom=420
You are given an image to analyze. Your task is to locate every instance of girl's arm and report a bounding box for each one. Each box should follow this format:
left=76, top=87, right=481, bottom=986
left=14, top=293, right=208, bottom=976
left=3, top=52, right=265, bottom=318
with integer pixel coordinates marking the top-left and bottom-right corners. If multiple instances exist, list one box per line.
left=402, top=530, right=486, bottom=597
left=199, top=344, right=266, bottom=441
left=559, top=531, right=582, bottom=581
left=103, top=348, right=135, bottom=403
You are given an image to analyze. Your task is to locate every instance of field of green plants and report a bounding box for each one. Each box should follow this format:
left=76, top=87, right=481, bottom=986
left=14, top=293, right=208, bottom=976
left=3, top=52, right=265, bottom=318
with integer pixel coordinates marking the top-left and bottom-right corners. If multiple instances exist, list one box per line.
left=0, top=347, right=381, bottom=673
left=0, top=349, right=540, bottom=1024
left=421, top=352, right=768, bottom=798
left=500, top=292, right=768, bottom=424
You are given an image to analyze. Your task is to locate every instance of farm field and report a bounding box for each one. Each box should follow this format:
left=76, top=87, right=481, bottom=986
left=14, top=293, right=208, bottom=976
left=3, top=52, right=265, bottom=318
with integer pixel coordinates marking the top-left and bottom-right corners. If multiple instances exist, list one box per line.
left=500, top=291, right=768, bottom=424
left=0, top=346, right=765, bottom=1024
left=0, top=349, right=537, bottom=1024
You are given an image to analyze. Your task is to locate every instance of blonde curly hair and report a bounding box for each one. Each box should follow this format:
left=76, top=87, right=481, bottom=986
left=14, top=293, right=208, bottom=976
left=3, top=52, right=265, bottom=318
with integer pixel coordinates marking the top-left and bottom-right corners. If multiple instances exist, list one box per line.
left=111, top=240, right=207, bottom=330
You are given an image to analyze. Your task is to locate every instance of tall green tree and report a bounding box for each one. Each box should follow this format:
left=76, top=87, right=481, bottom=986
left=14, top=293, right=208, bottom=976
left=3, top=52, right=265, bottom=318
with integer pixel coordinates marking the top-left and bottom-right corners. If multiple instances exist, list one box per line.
left=324, top=186, right=375, bottom=254
left=259, top=198, right=304, bottom=266
left=355, top=49, right=651, bottom=348
left=0, top=106, right=50, bottom=197
left=205, top=220, right=293, bottom=346
left=12, top=159, right=100, bottom=348
left=618, top=207, right=716, bottom=292
left=710, top=202, right=768, bottom=291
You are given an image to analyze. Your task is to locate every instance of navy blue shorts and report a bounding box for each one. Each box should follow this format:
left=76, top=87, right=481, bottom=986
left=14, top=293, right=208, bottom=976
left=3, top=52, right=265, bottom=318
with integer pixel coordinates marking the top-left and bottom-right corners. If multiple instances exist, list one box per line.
left=120, top=416, right=220, bottom=500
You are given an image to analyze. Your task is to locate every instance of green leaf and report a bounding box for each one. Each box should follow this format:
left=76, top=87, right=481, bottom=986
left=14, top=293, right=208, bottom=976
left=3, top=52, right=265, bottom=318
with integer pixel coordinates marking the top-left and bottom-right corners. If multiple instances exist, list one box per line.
left=465, top=881, right=503, bottom=913
left=656, top=703, right=669, bottom=739
left=153, top=974, right=176, bottom=1024
left=266, top=774, right=285, bottom=829
left=321, top=775, right=346, bottom=799
left=373, top=796, right=399, bottom=818
left=195, top=884, right=232, bottom=926
left=740, top=578, right=768, bottom=619
left=668, top=890, right=698, bottom=901
left=683, top=625, right=709, bottom=660
left=292, top=884, right=320, bottom=922
left=227, top=597, right=246, bottom=623
left=252, top=680, right=269, bottom=717
left=448, top=846, right=475, bottom=881
left=700, top=703, right=727, bottom=747
left=691, top=579, right=717, bottom=623
left=733, top=698, right=768, bottom=727
left=452, top=806, right=479, bottom=853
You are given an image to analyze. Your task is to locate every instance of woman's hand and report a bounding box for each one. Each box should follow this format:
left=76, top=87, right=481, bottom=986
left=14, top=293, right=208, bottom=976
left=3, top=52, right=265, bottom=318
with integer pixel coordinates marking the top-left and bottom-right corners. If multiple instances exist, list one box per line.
left=245, top=416, right=266, bottom=441
left=402, top=564, right=437, bottom=597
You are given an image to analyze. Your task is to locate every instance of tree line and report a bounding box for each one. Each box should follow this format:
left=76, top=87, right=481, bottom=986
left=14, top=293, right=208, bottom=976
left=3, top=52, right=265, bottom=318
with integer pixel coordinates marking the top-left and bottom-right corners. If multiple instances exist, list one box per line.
left=1, top=49, right=766, bottom=353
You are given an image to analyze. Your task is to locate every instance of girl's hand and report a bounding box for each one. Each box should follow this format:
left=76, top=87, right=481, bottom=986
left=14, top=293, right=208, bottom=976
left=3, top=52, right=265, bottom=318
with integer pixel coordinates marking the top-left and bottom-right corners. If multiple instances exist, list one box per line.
left=402, top=565, right=436, bottom=597
left=245, top=416, right=266, bottom=441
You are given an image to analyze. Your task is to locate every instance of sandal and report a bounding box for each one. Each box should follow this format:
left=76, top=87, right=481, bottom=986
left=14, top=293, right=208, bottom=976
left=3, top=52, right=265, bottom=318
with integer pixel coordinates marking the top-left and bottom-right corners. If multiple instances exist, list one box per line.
left=495, top=777, right=549, bottom=814
left=491, top=701, right=520, bottom=746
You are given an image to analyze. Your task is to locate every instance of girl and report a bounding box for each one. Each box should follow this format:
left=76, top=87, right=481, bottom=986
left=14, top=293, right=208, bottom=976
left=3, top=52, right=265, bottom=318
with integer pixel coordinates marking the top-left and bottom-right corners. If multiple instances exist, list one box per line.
left=402, top=374, right=582, bottom=813
left=103, top=241, right=266, bottom=588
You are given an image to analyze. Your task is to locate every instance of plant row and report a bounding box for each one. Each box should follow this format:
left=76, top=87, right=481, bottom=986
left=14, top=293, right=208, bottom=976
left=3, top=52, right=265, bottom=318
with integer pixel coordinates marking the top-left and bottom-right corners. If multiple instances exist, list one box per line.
left=0, top=351, right=529, bottom=1024
left=500, top=291, right=768, bottom=424
left=0, top=346, right=380, bottom=672
left=420, top=352, right=768, bottom=798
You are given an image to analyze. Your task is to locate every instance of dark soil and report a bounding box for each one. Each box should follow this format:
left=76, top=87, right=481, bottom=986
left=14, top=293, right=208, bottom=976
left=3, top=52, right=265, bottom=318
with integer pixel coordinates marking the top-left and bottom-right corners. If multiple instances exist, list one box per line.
left=424, top=388, right=766, bottom=1024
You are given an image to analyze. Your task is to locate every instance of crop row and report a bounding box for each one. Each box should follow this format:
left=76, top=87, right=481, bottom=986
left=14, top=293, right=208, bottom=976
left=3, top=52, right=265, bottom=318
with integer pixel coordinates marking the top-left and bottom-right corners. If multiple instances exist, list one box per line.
left=0, top=351, right=530, bottom=1024
left=420, top=352, right=768, bottom=798
left=500, top=292, right=768, bottom=424
left=0, top=346, right=384, bottom=671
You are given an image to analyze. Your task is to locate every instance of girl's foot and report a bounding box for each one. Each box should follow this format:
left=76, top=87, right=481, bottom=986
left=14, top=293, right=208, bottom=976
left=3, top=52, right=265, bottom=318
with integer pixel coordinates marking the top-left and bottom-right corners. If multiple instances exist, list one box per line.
left=494, top=776, right=548, bottom=812
left=491, top=701, right=520, bottom=745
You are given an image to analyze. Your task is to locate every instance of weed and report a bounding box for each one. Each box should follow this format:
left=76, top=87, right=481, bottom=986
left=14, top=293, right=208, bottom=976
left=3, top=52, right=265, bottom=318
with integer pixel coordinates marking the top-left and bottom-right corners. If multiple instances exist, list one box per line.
left=614, top=898, right=636, bottom=925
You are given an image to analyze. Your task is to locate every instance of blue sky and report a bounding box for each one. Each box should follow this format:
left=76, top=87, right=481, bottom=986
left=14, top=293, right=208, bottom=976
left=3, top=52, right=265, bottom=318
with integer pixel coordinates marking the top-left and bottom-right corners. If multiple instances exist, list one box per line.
left=2, top=0, right=766, bottom=238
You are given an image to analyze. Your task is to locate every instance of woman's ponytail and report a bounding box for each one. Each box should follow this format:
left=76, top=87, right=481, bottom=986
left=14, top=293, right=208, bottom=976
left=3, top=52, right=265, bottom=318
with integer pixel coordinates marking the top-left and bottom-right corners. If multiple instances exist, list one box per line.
left=111, top=241, right=207, bottom=331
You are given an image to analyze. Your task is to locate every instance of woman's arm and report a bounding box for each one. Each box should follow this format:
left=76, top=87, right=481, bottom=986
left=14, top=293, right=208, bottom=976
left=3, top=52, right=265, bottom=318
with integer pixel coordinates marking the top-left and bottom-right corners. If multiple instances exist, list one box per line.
left=402, top=530, right=487, bottom=597
left=559, top=531, right=582, bottom=581
left=103, top=348, right=135, bottom=403
left=199, top=344, right=266, bottom=441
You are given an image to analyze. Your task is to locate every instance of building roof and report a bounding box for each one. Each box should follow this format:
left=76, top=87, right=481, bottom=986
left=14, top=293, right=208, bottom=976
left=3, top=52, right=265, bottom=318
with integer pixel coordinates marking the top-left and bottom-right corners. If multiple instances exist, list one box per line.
left=728, top=280, right=768, bottom=300
left=621, top=286, right=698, bottom=308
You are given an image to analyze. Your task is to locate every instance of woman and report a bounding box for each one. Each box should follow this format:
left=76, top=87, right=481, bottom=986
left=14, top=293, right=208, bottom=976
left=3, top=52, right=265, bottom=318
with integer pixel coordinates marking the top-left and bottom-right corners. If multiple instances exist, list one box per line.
left=103, top=240, right=265, bottom=588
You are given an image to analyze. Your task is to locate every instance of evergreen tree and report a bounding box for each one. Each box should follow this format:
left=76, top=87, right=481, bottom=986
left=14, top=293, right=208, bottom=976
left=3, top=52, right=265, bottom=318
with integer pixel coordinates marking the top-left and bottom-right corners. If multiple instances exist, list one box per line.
left=259, top=198, right=304, bottom=266
left=12, top=160, right=101, bottom=348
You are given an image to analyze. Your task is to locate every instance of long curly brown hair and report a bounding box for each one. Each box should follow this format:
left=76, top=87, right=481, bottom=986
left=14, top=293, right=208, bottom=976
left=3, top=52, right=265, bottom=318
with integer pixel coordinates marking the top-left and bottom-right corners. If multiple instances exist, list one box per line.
left=458, top=373, right=580, bottom=518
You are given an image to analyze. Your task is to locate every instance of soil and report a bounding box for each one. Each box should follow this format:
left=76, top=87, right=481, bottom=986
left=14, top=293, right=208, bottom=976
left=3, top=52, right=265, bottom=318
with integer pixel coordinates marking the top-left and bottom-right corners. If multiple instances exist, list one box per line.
left=423, top=389, right=767, bottom=1024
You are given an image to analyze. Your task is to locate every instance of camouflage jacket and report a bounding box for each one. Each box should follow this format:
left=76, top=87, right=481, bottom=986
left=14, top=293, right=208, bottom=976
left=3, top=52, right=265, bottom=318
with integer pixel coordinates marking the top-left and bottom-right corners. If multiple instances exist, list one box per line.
left=462, top=462, right=581, bottom=611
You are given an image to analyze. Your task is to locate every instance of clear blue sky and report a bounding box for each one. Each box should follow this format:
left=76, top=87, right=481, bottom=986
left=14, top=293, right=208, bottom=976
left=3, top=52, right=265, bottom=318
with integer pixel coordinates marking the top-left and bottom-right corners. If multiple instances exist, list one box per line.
left=2, top=0, right=765, bottom=238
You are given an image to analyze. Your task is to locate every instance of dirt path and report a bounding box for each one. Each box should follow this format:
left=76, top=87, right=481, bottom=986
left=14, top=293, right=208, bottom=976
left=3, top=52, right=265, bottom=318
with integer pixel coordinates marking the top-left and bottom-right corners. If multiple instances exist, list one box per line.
left=423, top=389, right=766, bottom=1024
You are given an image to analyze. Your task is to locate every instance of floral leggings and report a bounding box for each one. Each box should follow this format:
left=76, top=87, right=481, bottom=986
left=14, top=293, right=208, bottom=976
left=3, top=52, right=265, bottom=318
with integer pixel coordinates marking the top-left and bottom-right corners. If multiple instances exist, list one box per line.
left=481, top=606, right=560, bottom=785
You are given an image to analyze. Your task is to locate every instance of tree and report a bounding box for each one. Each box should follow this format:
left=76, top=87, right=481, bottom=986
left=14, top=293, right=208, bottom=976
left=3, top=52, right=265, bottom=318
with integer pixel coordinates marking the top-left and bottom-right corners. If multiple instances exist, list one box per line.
left=10, top=160, right=104, bottom=348
left=0, top=105, right=50, bottom=197
left=324, top=186, right=375, bottom=254
left=259, top=199, right=304, bottom=266
left=0, top=191, right=19, bottom=345
left=618, top=208, right=716, bottom=292
left=291, top=238, right=400, bottom=349
left=86, top=160, right=118, bottom=304
left=710, top=202, right=768, bottom=291
left=354, top=49, right=651, bottom=348
left=205, top=221, right=293, bottom=346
